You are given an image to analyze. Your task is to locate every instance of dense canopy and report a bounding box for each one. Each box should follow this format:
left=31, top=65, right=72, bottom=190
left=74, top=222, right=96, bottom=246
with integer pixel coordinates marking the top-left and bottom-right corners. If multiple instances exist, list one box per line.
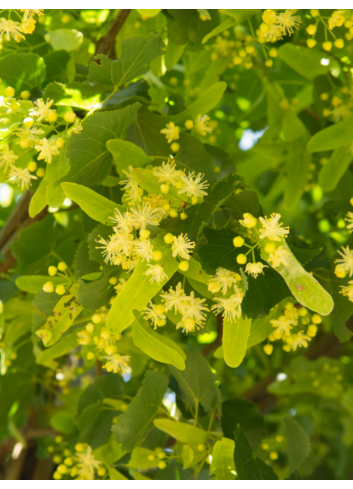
left=0, top=8, right=353, bottom=481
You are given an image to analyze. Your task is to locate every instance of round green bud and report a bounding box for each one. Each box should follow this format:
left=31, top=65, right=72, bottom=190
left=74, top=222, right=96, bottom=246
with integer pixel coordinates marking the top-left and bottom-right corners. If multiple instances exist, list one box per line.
left=264, top=243, right=276, bottom=254
left=178, top=261, right=189, bottom=272
left=312, top=314, right=322, bottom=324
left=263, top=344, right=273, bottom=355
left=233, top=236, right=244, bottom=248
left=158, top=461, right=167, bottom=470
left=75, top=443, right=84, bottom=452
left=56, top=137, right=65, bottom=149
left=64, top=457, right=73, bottom=466
left=97, top=467, right=106, bottom=477
left=27, top=162, right=37, bottom=172
left=43, top=282, right=54, bottom=293
left=152, top=250, right=163, bottom=261
left=4, top=86, right=15, bottom=97
left=163, top=204, right=171, bottom=212
left=57, top=262, right=67, bottom=272
left=164, top=233, right=174, bottom=244
left=140, top=229, right=150, bottom=240
left=236, top=254, right=247, bottom=265
left=48, top=266, right=57, bottom=276
left=21, top=90, right=31, bottom=99
left=171, top=142, right=180, bottom=153
left=109, top=277, right=118, bottom=285
left=56, top=285, right=66, bottom=296
left=213, top=166, right=221, bottom=174
left=160, top=184, right=170, bottom=194
left=64, top=111, right=76, bottom=123
left=36, top=168, right=45, bottom=178
left=197, top=444, right=206, bottom=452
left=170, top=210, right=178, bottom=218
left=180, top=212, right=188, bottom=220
left=46, top=111, right=58, bottom=122
left=185, top=120, right=194, bottom=130
left=92, top=314, right=102, bottom=324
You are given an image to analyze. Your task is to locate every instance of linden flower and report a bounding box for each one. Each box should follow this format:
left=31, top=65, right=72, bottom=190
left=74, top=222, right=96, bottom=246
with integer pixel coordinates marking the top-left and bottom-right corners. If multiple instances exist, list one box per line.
left=176, top=317, right=199, bottom=334
left=143, top=301, right=166, bottom=328
left=144, top=264, right=168, bottom=284
left=208, top=267, right=238, bottom=295
left=270, top=315, right=294, bottom=337
left=15, top=125, right=44, bottom=143
left=104, top=354, right=131, bottom=374
left=0, top=18, right=25, bottom=42
left=211, top=285, right=243, bottom=322
left=259, top=213, right=289, bottom=241
left=21, top=9, right=44, bottom=19
left=268, top=246, right=291, bottom=268
left=9, top=167, right=37, bottom=190
left=130, top=203, right=162, bottom=230
left=180, top=291, right=208, bottom=322
left=143, top=194, right=168, bottom=212
left=160, top=122, right=179, bottom=143
left=262, top=9, right=277, bottom=24
left=239, top=213, right=257, bottom=228
left=29, top=98, right=54, bottom=121
left=276, top=9, right=301, bottom=35
left=177, top=172, right=209, bottom=198
left=110, top=209, right=134, bottom=233
left=291, top=331, right=311, bottom=351
left=161, top=283, right=188, bottom=312
left=335, top=246, right=353, bottom=277
left=153, top=161, right=182, bottom=185
left=134, top=239, right=154, bottom=262
left=75, top=446, right=102, bottom=481
left=35, top=138, right=60, bottom=164
left=122, top=181, right=143, bottom=206
left=194, top=115, right=213, bottom=136
left=260, top=23, right=282, bottom=43
left=328, top=10, right=345, bottom=30
left=115, top=278, right=127, bottom=295
left=21, top=18, right=36, bottom=34
left=245, top=262, right=267, bottom=278
left=340, top=281, right=353, bottom=302
left=172, top=234, right=195, bottom=261
left=346, top=212, right=353, bottom=232
left=0, top=144, right=18, bottom=171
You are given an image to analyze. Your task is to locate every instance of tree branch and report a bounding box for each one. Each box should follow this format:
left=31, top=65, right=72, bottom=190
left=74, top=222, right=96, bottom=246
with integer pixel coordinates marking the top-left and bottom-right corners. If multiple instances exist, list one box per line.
left=95, top=9, right=132, bottom=56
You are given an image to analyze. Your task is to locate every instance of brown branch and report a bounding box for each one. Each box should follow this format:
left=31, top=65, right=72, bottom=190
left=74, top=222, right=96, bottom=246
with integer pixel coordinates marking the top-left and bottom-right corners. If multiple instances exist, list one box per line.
left=95, top=9, right=132, bottom=56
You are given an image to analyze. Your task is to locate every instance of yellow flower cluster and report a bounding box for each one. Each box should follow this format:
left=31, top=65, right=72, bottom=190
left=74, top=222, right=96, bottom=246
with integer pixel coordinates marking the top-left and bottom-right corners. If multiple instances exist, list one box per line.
left=0, top=89, right=82, bottom=190
left=52, top=442, right=106, bottom=481
left=306, top=9, right=353, bottom=50
left=258, top=9, right=301, bottom=43
left=208, top=268, right=244, bottom=323
left=0, top=9, right=43, bottom=43
left=264, top=302, right=322, bottom=354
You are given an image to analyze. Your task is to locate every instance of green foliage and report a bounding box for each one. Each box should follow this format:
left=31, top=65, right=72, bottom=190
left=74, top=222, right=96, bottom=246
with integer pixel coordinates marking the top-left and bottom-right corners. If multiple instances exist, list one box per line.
left=1, top=7, right=353, bottom=482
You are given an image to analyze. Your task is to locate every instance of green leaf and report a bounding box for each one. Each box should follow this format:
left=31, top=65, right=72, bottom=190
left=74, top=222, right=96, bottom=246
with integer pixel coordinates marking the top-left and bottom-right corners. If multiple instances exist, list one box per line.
left=278, top=44, right=329, bottom=80
left=88, top=34, right=165, bottom=88
left=260, top=240, right=334, bottom=316
left=210, top=438, right=235, bottom=480
left=61, top=103, right=141, bottom=187
left=165, top=41, right=186, bottom=70
left=36, top=330, right=78, bottom=369
left=169, top=351, right=218, bottom=412
left=46, top=29, right=83, bottom=52
left=0, top=53, right=46, bottom=92
left=107, top=247, right=178, bottom=333
left=50, top=411, right=76, bottom=435
left=112, top=371, right=168, bottom=452
left=221, top=398, right=265, bottom=450
left=16, top=275, right=67, bottom=294
left=78, top=375, right=123, bottom=414
left=202, top=17, right=236, bottom=44
left=247, top=299, right=294, bottom=349
left=43, top=50, right=70, bottom=84
left=223, top=9, right=261, bottom=24
left=284, top=417, right=311, bottom=474
left=167, top=9, right=220, bottom=46
left=107, top=139, right=153, bottom=174
left=43, top=82, right=104, bottom=111
left=129, top=447, right=160, bottom=469
left=170, top=82, right=227, bottom=125
left=315, top=268, right=353, bottom=342
left=61, top=183, right=121, bottom=224
left=233, top=426, right=278, bottom=480
left=182, top=445, right=194, bottom=469
left=154, top=419, right=208, bottom=445
left=223, top=316, right=252, bottom=369
left=29, top=178, right=47, bottom=218
left=283, top=142, right=310, bottom=211
left=225, top=190, right=259, bottom=220
left=318, top=146, right=353, bottom=192
left=307, top=116, right=353, bottom=152
left=131, top=311, right=186, bottom=370
left=78, top=271, right=116, bottom=311
left=77, top=402, right=118, bottom=449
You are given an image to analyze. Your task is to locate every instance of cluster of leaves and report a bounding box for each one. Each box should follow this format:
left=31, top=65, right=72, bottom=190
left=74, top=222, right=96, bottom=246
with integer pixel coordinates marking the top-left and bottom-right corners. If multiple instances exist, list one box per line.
left=0, top=8, right=353, bottom=481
